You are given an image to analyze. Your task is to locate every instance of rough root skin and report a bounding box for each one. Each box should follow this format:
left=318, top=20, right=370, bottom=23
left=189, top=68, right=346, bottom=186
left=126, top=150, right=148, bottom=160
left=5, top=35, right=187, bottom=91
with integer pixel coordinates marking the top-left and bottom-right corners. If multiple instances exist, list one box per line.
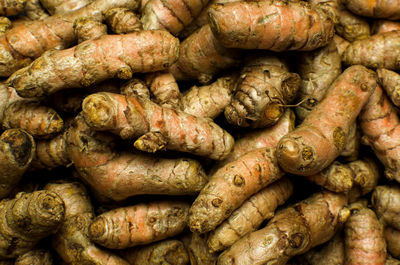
left=182, top=75, right=235, bottom=119
left=208, top=0, right=335, bottom=51
left=169, top=24, right=241, bottom=84
left=121, top=239, right=189, bottom=265
left=40, top=0, right=93, bottom=14
left=207, top=177, right=293, bottom=252
left=0, top=129, right=35, bottom=198
left=189, top=147, right=284, bottom=234
left=89, top=200, right=190, bottom=249
left=385, top=227, right=400, bottom=259
left=0, top=0, right=27, bottom=16
left=217, top=191, right=348, bottom=265
left=345, top=204, right=387, bottom=265
left=372, top=20, right=400, bottom=34
left=82, top=92, right=234, bottom=160
left=8, top=30, right=179, bottom=98
left=145, top=71, right=182, bottom=109
left=0, top=0, right=139, bottom=77
left=0, top=190, right=65, bottom=258
left=14, top=249, right=53, bottom=265
left=73, top=17, right=107, bottom=43
left=359, top=85, right=400, bottom=182
left=105, top=7, right=142, bottom=34
left=141, top=0, right=210, bottom=35
left=276, top=65, right=377, bottom=176
left=45, top=181, right=129, bottom=265
left=66, top=115, right=208, bottom=201
left=225, top=54, right=300, bottom=128
left=120, top=78, right=150, bottom=100
left=372, top=185, right=400, bottom=230
left=2, top=100, right=63, bottom=138
left=343, top=31, right=400, bottom=70
left=24, top=0, right=49, bottom=20
left=377, top=68, right=400, bottom=107
left=187, top=232, right=218, bottom=265
left=343, top=0, right=400, bottom=20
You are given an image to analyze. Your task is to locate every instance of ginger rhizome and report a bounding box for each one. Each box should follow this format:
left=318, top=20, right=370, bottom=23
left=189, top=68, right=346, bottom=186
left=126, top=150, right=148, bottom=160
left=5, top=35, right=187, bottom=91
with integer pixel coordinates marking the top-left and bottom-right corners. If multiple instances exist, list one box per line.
left=372, top=185, right=400, bottom=230
left=169, top=24, right=240, bottom=84
left=208, top=0, right=335, bottom=51
left=344, top=203, right=387, bottom=265
left=343, top=31, right=400, bottom=70
left=377, top=68, right=400, bottom=107
left=224, top=54, right=300, bottom=128
left=276, top=65, right=377, bottom=176
left=0, top=190, right=65, bottom=258
left=295, top=41, right=341, bottom=122
left=207, top=177, right=293, bottom=252
left=105, top=7, right=142, bottom=34
left=8, top=30, right=179, bottom=98
left=66, top=115, right=208, bottom=201
left=0, top=0, right=139, bottom=77
left=121, top=239, right=189, bottom=265
left=82, top=92, right=234, bottom=160
left=45, top=181, right=130, bottom=264
left=0, top=129, right=35, bottom=198
left=89, top=200, right=190, bottom=249
left=140, top=0, right=210, bottom=35
left=189, top=147, right=284, bottom=234
left=218, top=191, right=349, bottom=265
left=359, top=84, right=400, bottom=182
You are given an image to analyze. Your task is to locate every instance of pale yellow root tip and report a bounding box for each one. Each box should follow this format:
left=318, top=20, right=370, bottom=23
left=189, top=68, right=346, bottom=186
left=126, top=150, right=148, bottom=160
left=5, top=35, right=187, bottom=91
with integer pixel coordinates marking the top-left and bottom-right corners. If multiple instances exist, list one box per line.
left=82, top=94, right=114, bottom=129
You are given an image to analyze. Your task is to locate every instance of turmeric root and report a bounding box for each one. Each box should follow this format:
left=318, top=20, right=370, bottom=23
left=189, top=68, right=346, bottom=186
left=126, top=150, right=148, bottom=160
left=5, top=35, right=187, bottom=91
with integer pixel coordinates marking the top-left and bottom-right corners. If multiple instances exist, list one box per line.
left=294, top=232, right=345, bottom=265
left=66, top=115, right=208, bottom=201
left=340, top=123, right=360, bottom=161
left=169, top=24, right=240, bottom=84
left=359, top=84, right=400, bottom=182
left=181, top=75, right=235, bottom=119
left=0, top=17, right=10, bottom=34
left=335, top=7, right=370, bottom=42
left=140, top=0, right=209, bottom=35
left=120, top=78, right=150, bottom=100
left=105, top=7, right=142, bottom=34
left=30, top=132, right=70, bottom=170
left=333, top=34, right=350, bottom=57
left=214, top=109, right=295, bottom=171
left=208, top=0, right=335, bottom=51
left=121, top=239, right=189, bottom=265
left=24, top=0, right=49, bottom=20
left=304, top=157, right=380, bottom=197
left=377, top=68, right=400, bottom=107
left=189, top=147, right=284, bottom=234
left=145, top=71, right=182, bottom=109
left=45, top=181, right=130, bottom=265
left=0, top=129, right=35, bottom=198
left=187, top=232, right=218, bottom=265
left=218, top=191, right=349, bottom=265
left=225, top=54, right=300, bottom=128
left=82, top=92, right=234, bottom=160
left=386, top=255, right=400, bottom=265
left=8, top=30, right=179, bottom=98
left=0, top=0, right=139, bottom=77
left=89, top=200, right=190, bottom=249
left=40, top=0, right=93, bottom=15
left=73, top=17, right=107, bottom=43
left=372, top=20, right=400, bottom=34
left=295, top=41, right=341, bottom=122
left=342, top=0, right=400, bottom=20
left=277, top=65, right=376, bottom=176
left=14, top=249, right=53, bottom=265
left=344, top=203, right=387, bottom=265
left=207, top=177, right=293, bottom=252
left=343, top=31, right=400, bottom=70
left=0, top=0, right=27, bottom=16
left=385, top=227, right=400, bottom=259
left=0, top=190, right=65, bottom=258
left=372, top=185, right=400, bottom=230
